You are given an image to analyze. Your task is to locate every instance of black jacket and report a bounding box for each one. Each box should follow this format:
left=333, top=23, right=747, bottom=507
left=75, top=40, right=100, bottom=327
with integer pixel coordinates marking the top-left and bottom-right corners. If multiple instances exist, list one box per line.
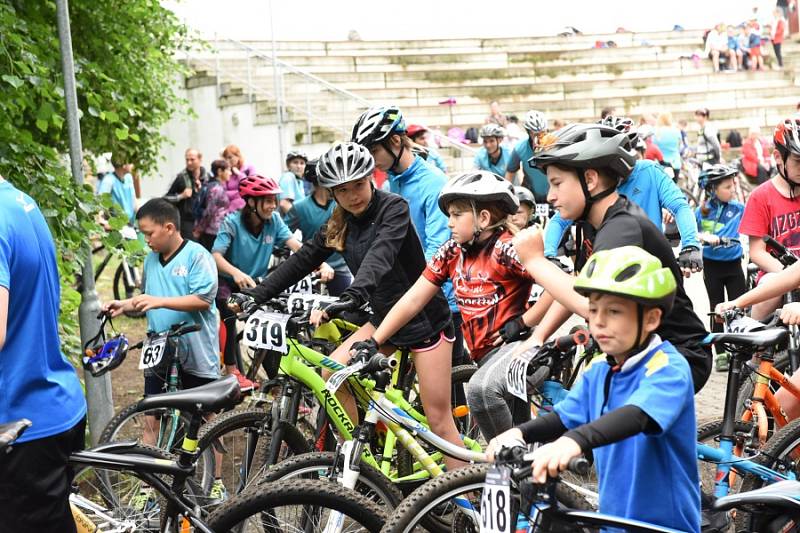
left=246, top=189, right=452, bottom=346
left=165, top=167, right=208, bottom=223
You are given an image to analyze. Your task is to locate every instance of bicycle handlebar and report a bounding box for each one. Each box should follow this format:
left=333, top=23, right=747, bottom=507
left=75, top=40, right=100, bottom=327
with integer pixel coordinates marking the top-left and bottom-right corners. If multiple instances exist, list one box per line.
left=495, top=445, right=590, bottom=477
left=130, top=322, right=202, bottom=350
left=0, top=419, right=32, bottom=452
left=763, top=235, right=797, bottom=267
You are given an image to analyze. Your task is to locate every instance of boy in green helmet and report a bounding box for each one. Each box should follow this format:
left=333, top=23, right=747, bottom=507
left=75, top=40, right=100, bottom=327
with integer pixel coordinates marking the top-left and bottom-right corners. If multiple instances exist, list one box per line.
left=487, top=247, right=700, bottom=533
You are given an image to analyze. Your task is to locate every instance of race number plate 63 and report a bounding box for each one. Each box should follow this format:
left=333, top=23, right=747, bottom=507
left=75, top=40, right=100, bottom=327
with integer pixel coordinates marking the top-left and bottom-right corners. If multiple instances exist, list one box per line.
left=138, top=332, right=168, bottom=370
left=480, top=464, right=513, bottom=533
left=243, top=310, right=290, bottom=353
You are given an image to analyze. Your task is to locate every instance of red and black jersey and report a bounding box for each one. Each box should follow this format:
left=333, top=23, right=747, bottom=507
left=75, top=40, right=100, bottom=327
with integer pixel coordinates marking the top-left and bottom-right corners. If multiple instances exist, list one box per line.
left=423, top=230, right=534, bottom=361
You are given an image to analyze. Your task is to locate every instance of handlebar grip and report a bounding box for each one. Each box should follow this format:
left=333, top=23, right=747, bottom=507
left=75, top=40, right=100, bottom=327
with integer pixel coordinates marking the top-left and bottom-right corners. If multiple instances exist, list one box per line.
left=175, top=323, right=202, bottom=336
left=362, top=354, right=398, bottom=373
left=495, top=445, right=527, bottom=463
left=553, top=328, right=590, bottom=351
left=567, top=457, right=590, bottom=476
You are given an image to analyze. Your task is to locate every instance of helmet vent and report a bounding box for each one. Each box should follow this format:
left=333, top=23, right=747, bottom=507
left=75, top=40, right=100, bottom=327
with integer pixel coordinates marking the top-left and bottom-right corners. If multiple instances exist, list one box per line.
left=615, top=264, right=641, bottom=282
left=585, top=259, right=597, bottom=277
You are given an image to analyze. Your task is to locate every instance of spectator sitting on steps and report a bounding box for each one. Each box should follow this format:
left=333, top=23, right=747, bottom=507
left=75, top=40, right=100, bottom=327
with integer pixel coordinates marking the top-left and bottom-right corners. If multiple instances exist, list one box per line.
left=485, top=101, right=508, bottom=127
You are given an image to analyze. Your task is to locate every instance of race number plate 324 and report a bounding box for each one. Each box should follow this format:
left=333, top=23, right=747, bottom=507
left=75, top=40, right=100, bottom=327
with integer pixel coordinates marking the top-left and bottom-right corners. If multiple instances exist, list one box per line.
left=480, top=464, right=513, bottom=533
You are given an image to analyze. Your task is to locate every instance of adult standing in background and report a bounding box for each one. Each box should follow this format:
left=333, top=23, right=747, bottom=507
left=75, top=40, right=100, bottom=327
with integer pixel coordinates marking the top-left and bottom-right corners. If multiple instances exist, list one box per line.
left=771, top=7, right=787, bottom=68
left=222, top=144, right=254, bottom=213
left=485, top=101, right=508, bottom=127
left=654, top=112, right=683, bottom=180
left=165, top=148, right=209, bottom=240
left=695, top=108, right=722, bottom=165
left=98, top=155, right=137, bottom=226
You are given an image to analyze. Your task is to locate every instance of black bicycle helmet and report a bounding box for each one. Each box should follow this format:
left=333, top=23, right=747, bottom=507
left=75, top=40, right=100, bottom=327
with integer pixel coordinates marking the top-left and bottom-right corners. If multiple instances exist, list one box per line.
left=698, top=164, right=738, bottom=190
left=530, top=123, right=636, bottom=220
left=304, top=158, right=319, bottom=184
left=317, top=142, right=375, bottom=189
left=351, top=106, right=406, bottom=147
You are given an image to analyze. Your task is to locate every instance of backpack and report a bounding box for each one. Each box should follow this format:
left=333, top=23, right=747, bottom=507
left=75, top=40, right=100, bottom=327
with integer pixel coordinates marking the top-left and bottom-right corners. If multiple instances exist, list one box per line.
left=464, top=127, right=479, bottom=143
left=192, top=179, right=215, bottom=222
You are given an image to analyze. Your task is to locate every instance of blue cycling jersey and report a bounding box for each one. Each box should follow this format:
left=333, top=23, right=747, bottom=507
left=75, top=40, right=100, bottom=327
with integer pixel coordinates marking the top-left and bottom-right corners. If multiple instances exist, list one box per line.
left=695, top=200, right=744, bottom=261
left=473, top=145, right=512, bottom=176
left=507, top=138, right=549, bottom=201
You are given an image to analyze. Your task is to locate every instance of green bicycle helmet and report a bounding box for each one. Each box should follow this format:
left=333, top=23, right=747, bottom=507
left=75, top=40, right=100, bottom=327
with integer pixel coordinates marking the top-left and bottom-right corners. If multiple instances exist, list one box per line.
left=575, top=246, right=676, bottom=312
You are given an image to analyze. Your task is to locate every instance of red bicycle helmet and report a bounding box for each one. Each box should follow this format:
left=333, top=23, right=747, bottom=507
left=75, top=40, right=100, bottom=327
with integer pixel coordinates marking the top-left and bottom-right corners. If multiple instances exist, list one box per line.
left=407, top=124, right=428, bottom=139
left=238, top=175, right=282, bottom=198
left=774, top=116, right=800, bottom=162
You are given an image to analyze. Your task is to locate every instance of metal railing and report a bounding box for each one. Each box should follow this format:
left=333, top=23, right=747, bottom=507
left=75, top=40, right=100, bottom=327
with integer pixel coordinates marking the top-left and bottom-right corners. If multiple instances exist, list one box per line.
left=195, top=36, right=477, bottom=170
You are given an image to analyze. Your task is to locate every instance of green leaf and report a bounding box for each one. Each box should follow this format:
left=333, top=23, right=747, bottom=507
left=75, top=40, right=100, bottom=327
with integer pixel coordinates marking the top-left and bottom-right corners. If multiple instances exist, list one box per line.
left=104, top=110, right=119, bottom=123
left=35, top=118, right=48, bottom=132
left=88, top=106, right=100, bottom=117
left=1, top=75, right=23, bottom=89
left=114, top=127, right=129, bottom=140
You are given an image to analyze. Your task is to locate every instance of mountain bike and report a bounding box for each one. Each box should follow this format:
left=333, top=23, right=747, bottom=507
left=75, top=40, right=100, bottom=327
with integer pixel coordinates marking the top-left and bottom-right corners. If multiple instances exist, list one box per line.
left=1, top=377, right=384, bottom=532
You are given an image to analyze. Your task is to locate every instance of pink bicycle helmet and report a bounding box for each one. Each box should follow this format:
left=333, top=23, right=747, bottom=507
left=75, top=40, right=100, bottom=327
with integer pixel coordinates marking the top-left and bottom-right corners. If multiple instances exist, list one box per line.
left=238, top=175, right=282, bottom=198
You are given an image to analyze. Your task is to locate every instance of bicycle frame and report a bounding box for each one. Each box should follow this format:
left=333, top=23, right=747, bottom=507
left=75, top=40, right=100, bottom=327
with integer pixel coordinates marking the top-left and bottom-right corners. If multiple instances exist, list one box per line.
left=70, top=442, right=213, bottom=533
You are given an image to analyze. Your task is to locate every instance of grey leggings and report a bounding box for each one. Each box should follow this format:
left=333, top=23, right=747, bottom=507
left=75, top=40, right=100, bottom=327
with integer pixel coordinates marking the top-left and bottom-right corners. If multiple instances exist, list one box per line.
left=466, top=341, right=530, bottom=441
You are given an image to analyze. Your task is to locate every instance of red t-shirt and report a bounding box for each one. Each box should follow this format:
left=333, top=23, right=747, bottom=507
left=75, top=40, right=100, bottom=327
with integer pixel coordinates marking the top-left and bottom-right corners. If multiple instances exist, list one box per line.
left=422, top=230, right=534, bottom=361
left=739, top=180, right=800, bottom=257
left=644, top=142, right=664, bottom=163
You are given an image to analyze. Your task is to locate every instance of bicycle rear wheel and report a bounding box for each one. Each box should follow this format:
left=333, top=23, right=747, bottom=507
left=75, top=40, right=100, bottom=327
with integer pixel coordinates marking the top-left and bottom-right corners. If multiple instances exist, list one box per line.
left=206, top=478, right=385, bottom=532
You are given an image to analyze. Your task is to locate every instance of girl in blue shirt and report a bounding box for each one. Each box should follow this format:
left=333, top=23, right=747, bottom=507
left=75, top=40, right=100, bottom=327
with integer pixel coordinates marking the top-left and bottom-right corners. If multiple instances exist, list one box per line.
left=695, top=165, right=746, bottom=371
left=212, top=175, right=329, bottom=390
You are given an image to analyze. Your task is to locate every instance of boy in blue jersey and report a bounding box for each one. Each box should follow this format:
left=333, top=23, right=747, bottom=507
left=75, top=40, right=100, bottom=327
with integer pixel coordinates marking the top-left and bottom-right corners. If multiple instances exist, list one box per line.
left=0, top=175, right=87, bottom=531
left=98, top=155, right=138, bottom=225
left=278, top=150, right=308, bottom=216
left=103, top=199, right=227, bottom=501
left=488, top=247, right=700, bottom=533
left=473, top=123, right=512, bottom=177
left=505, top=109, right=550, bottom=201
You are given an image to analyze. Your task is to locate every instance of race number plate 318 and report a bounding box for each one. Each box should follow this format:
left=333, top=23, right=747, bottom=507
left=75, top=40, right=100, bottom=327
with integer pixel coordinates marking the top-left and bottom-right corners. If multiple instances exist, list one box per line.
left=480, top=464, right=513, bottom=533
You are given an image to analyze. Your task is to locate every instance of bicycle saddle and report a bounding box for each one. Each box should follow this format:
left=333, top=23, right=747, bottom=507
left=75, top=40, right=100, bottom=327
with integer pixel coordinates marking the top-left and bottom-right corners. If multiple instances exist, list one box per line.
left=137, top=375, right=241, bottom=413
left=703, top=328, right=788, bottom=350
left=713, top=480, right=800, bottom=513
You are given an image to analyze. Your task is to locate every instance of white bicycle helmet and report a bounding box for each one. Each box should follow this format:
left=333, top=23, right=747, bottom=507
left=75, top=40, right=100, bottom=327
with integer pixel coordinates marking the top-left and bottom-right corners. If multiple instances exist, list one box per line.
left=316, top=142, right=375, bottom=189
left=480, top=124, right=506, bottom=139
left=438, top=171, right=519, bottom=215
left=599, top=115, right=634, bottom=134
left=522, top=110, right=548, bottom=133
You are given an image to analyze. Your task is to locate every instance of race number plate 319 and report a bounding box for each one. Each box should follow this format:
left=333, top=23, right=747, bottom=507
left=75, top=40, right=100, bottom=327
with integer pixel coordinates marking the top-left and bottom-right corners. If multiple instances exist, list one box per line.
left=480, top=464, right=513, bottom=533
left=243, top=310, right=290, bottom=353
left=138, top=332, right=168, bottom=370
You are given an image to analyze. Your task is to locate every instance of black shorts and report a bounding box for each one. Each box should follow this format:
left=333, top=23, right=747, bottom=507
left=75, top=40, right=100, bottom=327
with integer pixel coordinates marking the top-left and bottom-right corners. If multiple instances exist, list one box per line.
left=0, top=417, right=86, bottom=533
left=405, top=320, right=456, bottom=353
left=144, top=369, right=218, bottom=396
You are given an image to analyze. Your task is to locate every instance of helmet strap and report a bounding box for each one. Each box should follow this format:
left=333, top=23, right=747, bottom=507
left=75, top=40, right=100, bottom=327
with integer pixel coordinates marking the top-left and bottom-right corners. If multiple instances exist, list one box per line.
left=617, top=305, right=653, bottom=364
left=461, top=201, right=505, bottom=251
left=577, top=170, right=616, bottom=221
left=383, top=139, right=406, bottom=173
left=777, top=156, right=800, bottom=199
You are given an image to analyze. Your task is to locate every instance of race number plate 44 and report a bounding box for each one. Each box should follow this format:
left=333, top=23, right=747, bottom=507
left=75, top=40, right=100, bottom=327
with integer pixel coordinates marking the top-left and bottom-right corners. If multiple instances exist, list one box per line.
left=138, top=332, right=168, bottom=370
left=243, top=310, right=290, bottom=353
left=480, top=464, right=513, bottom=533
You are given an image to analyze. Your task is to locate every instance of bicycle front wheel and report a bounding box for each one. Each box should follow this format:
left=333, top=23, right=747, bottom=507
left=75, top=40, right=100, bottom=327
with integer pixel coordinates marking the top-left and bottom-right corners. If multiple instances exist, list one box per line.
left=206, top=478, right=386, bottom=532
left=71, top=444, right=199, bottom=533
left=381, top=463, right=591, bottom=533
left=100, top=401, right=215, bottom=493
